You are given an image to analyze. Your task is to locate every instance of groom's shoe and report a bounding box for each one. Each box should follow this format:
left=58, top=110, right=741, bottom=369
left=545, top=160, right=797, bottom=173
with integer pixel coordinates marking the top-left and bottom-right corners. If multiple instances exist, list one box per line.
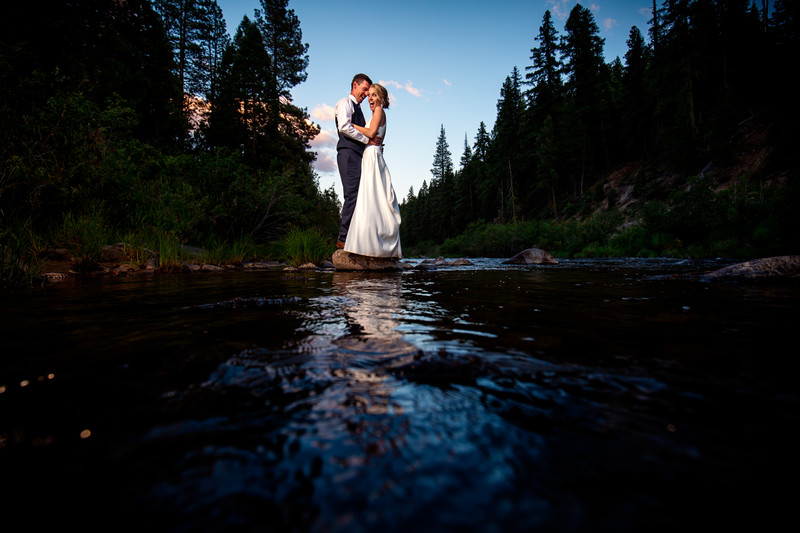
left=336, top=241, right=345, bottom=249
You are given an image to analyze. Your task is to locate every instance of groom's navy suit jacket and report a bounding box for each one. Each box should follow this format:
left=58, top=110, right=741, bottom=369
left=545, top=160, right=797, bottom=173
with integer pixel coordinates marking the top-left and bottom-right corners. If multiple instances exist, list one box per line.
left=336, top=101, right=366, bottom=155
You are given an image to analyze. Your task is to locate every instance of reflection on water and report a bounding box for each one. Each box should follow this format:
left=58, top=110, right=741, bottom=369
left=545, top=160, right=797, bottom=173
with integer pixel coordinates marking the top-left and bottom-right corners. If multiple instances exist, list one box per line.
left=330, top=272, right=418, bottom=360
left=1, top=258, right=798, bottom=531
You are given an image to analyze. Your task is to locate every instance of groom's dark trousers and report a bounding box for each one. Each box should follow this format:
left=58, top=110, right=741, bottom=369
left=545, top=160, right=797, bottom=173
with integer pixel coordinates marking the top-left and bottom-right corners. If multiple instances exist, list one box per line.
left=336, top=102, right=366, bottom=244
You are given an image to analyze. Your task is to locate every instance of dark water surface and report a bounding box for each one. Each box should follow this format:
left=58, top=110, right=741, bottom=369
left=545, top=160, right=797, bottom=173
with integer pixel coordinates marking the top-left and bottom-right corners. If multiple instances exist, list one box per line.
left=2, top=258, right=798, bottom=531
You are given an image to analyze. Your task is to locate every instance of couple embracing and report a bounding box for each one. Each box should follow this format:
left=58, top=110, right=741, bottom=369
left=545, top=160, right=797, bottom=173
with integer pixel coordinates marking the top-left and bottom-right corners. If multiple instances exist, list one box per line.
left=335, top=73, right=402, bottom=260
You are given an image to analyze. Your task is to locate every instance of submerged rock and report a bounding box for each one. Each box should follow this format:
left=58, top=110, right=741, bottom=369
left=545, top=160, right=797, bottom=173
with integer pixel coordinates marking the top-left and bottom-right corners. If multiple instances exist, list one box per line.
left=332, top=249, right=403, bottom=272
left=503, top=248, right=559, bottom=265
left=700, top=255, right=800, bottom=282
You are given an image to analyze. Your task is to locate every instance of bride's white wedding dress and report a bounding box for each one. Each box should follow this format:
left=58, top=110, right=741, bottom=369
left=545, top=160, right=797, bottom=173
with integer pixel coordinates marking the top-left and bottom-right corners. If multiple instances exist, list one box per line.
left=344, top=119, right=402, bottom=258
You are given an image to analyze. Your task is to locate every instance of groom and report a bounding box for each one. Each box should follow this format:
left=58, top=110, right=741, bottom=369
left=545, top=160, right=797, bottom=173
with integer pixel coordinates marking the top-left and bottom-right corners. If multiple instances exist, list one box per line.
left=335, top=73, right=381, bottom=249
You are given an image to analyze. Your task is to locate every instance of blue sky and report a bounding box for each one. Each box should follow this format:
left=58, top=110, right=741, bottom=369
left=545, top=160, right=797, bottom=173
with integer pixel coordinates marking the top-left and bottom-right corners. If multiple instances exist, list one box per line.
left=217, top=1, right=654, bottom=204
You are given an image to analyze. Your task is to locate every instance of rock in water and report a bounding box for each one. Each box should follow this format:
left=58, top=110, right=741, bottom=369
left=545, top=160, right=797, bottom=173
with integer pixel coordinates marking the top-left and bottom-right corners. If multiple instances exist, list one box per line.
left=503, top=248, right=559, bottom=265
left=332, top=249, right=403, bottom=271
left=700, top=255, right=800, bottom=281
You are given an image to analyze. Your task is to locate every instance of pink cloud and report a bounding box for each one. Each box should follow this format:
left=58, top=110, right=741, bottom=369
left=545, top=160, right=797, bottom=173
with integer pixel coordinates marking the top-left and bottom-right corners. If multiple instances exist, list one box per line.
left=310, top=128, right=336, bottom=149
left=312, top=151, right=338, bottom=174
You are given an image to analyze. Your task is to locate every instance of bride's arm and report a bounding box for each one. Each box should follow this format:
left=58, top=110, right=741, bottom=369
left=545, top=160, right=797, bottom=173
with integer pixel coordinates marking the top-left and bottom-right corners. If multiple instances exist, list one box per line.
left=353, top=106, right=384, bottom=138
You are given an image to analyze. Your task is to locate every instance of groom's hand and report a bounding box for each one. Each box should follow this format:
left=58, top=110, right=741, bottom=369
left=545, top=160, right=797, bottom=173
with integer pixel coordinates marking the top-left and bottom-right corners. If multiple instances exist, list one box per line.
left=369, top=136, right=383, bottom=146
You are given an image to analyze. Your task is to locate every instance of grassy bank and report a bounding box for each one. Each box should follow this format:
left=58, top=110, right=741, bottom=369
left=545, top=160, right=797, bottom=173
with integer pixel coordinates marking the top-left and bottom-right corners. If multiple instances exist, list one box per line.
left=4, top=171, right=798, bottom=288
left=0, top=213, right=339, bottom=287
left=430, top=175, right=800, bottom=260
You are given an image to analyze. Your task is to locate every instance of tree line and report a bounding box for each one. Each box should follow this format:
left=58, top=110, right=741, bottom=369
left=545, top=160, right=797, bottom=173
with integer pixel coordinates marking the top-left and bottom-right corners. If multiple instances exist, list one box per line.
left=1, top=0, right=339, bottom=271
left=400, top=0, right=798, bottom=254
left=2, top=0, right=798, bottom=279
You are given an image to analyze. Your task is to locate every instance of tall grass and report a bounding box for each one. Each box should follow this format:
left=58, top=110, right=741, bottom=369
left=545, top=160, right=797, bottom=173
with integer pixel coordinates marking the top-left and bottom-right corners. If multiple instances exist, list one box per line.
left=0, top=217, right=42, bottom=287
left=153, top=230, right=188, bottom=271
left=116, top=228, right=190, bottom=271
left=202, top=235, right=258, bottom=265
left=57, top=210, right=111, bottom=268
left=278, top=227, right=332, bottom=267
left=116, top=232, right=158, bottom=267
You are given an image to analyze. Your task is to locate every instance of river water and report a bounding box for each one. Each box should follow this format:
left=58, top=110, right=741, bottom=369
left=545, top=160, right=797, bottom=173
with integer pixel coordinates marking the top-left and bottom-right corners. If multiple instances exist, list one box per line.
left=2, top=258, right=798, bottom=531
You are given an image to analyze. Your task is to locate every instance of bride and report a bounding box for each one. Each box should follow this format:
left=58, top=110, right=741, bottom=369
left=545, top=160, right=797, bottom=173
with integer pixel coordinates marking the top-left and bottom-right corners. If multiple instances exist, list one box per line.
left=343, top=83, right=402, bottom=259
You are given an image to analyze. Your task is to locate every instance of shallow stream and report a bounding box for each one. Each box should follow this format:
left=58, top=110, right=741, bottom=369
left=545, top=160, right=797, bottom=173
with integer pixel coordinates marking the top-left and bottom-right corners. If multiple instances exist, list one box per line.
left=2, top=258, right=798, bottom=531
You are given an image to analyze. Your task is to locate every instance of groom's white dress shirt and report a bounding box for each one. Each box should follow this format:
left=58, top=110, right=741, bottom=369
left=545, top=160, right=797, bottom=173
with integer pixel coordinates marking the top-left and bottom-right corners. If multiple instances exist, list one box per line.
left=335, top=94, right=369, bottom=145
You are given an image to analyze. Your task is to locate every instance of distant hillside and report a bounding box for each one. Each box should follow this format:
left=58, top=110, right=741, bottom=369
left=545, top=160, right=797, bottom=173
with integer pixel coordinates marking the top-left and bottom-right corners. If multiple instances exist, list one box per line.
left=577, top=107, right=798, bottom=259
left=436, top=109, right=798, bottom=260
left=588, top=110, right=785, bottom=224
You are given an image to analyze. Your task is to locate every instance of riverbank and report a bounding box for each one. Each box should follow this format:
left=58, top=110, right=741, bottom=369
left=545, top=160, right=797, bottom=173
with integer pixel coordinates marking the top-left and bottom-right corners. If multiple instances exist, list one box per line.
left=34, top=243, right=290, bottom=283
left=34, top=241, right=800, bottom=287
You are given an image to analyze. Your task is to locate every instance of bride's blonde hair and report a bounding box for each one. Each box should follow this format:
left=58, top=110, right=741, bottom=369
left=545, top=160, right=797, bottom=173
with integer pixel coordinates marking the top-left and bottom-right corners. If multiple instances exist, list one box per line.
left=371, top=84, right=389, bottom=109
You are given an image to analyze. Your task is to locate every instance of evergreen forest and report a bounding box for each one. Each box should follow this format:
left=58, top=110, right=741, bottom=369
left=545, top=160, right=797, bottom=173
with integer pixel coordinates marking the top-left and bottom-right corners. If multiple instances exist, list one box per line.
left=1, top=0, right=799, bottom=287
left=401, top=0, right=799, bottom=259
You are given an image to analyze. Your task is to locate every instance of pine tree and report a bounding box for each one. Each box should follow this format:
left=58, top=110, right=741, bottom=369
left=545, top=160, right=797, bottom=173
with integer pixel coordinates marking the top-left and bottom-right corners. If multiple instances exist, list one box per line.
left=209, top=16, right=278, bottom=167
left=472, top=122, right=491, bottom=164
left=489, top=68, right=524, bottom=221
left=256, top=0, right=310, bottom=98
left=454, top=134, right=476, bottom=231
left=190, top=0, right=230, bottom=145
left=560, top=2, right=607, bottom=194
left=430, top=125, right=455, bottom=239
left=525, top=10, right=563, bottom=117
left=523, top=9, right=566, bottom=217
left=153, top=0, right=232, bottom=145
left=622, top=25, right=653, bottom=159
left=771, top=0, right=799, bottom=156
left=653, top=0, right=699, bottom=168
left=431, top=124, right=454, bottom=184
left=472, top=121, right=493, bottom=221
left=716, top=0, right=769, bottom=126
left=561, top=4, right=605, bottom=106
left=534, top=115, right=559, bottom=218
left=417, top=180, right=431, bottom=245
left=200, top=1, right=231, bottom=103
left=254, top=0, right=317, bottom=168
left=153, top=1, right=205, bottom=104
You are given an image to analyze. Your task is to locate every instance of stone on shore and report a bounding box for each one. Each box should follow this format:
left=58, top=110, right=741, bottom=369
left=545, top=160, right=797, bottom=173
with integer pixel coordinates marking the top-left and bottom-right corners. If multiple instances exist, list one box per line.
left=332, top=249, right=403, bottom=272
left=503, top=248, right=559, bottom=265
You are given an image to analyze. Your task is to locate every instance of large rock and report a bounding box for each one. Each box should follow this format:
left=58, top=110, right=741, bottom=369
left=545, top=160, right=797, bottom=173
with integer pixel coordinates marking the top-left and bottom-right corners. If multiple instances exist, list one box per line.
left=332, top=249, right=403, bottom=272
left=503, top=248, right=559, bottom=265
left=700, top=255, right=800, bottom=282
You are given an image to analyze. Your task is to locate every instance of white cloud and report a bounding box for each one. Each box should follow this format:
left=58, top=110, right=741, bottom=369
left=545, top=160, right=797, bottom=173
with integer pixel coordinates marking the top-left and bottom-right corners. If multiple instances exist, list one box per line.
left=379, top=79, right=422, bottom=98
left=603, top=17, right=617, bottom=32
left=443, top=78, right=452, bottom=86
left=311, top=103, right=335, bottom=122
